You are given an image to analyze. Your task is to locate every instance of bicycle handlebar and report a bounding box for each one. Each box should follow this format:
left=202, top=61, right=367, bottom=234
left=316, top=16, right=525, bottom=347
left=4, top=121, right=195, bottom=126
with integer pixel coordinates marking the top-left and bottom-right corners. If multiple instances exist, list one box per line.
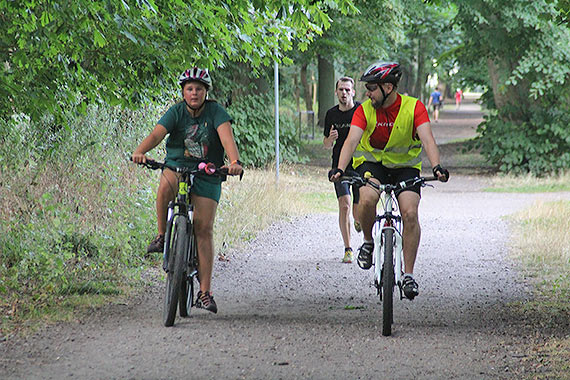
left=130, top=158, right=244, bottom=180
left=338, top=174, right=438, bottom=193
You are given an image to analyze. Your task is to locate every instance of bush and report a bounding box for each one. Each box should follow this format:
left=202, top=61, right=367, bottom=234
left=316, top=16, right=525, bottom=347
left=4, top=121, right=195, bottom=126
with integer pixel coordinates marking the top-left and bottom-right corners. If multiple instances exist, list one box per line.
left=470, top=106, right=570, bottom=176
left=227, top=93, right=307, bottom=167
left=0, top=104, right=161, bottom=318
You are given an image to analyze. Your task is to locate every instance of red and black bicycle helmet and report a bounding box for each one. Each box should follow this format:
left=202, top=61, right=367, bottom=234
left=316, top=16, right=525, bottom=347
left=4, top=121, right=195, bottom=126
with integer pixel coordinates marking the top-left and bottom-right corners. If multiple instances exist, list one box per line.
left=178, top=67, right=212, bottom=90
left=360, top=62, right=402, bottom=85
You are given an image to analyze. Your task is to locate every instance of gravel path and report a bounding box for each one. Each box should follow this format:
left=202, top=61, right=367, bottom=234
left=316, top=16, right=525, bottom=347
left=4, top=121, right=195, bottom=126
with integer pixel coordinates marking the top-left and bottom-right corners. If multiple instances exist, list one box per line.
left=1, top=98, right=568, bottom=379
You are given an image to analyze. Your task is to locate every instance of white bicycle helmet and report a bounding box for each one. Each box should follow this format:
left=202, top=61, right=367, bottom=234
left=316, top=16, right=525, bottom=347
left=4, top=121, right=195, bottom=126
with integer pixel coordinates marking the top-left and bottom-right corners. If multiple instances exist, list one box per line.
left=178, top=67, right=212, bottom=90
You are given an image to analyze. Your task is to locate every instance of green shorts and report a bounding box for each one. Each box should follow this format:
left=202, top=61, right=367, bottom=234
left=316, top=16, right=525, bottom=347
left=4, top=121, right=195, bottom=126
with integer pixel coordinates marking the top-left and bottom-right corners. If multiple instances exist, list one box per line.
left=191, top=176, right=222, bottom=202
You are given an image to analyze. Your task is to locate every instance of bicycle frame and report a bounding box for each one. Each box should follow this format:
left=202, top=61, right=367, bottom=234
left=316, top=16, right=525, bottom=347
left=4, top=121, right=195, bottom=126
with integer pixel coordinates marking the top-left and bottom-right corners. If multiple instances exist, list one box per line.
left=134, top=158, right=237, bottom=326
left=163, top=171, right=195, bottom=275
left=372, top=189, right=405, bottom=300
left=338, top=172, right=438, bottom=336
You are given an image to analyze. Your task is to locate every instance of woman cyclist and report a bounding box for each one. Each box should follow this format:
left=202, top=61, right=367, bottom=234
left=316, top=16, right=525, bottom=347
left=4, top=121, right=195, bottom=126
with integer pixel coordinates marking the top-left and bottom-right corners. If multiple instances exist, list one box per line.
left=132, top=67, right=243, bottom=313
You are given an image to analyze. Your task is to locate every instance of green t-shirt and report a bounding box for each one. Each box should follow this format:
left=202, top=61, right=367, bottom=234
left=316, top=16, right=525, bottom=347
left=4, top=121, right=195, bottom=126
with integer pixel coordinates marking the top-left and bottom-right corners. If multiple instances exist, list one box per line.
left=158, top=100, right=232, bottom=182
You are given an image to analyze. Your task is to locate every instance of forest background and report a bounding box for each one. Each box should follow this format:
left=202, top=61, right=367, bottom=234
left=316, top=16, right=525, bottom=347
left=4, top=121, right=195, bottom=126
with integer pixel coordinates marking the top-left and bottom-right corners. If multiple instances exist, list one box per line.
left=1, top=0, right=569, bottom=351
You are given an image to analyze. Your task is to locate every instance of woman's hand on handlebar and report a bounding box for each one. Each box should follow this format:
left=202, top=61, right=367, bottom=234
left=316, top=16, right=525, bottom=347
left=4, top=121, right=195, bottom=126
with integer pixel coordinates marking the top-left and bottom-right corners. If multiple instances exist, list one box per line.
left=131, top=152, right=149, bottom=164
left=225, top=161, right=243, bottom=176
left=220, top=160, right=243, bottom=176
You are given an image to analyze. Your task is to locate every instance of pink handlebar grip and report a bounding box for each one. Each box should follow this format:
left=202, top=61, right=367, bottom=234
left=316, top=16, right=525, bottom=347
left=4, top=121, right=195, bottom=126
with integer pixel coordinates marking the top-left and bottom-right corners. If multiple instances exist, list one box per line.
left=205, top=162, right=216, bottom=175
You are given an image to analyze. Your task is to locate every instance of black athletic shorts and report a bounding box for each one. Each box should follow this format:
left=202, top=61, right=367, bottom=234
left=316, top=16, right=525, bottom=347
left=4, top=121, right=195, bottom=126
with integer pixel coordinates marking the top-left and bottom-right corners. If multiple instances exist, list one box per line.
left=355, top=162, right=421, bottom=197
left=334, top=181, right=360, bottom=203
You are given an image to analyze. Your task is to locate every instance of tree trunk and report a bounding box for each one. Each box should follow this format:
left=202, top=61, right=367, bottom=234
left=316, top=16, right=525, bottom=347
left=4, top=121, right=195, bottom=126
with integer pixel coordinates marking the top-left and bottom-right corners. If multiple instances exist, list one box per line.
left=317, top=54, right=335, bottom=128
left=487, top=58, right=507, bottom=111
left=487, top=57, right=532, bottom=121
left=300, top=63, right=313, bottom=112
left=415, top=36, right=425, bottom=101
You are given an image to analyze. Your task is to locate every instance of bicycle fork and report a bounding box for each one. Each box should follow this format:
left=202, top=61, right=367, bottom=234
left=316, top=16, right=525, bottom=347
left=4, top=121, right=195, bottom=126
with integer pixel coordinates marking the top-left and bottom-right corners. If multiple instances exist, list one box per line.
left=394, top=228, right=405, bottom=300
left=162, top=201, right=193, bottom=273
left=163, top=204, right=175, bottom=272
left=373, top=221, right=404, bottom=300
left=374, top=224, right=397, bottom=299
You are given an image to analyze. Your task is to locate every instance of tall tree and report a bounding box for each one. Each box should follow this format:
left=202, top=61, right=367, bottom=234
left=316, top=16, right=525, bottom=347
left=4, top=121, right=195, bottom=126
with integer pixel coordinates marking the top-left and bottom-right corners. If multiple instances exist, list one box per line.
left=398, top=1, right=459, bottom=102
left=289, top=0, right=404, bottom=126
left=0, top=0, right=356, bottom=123
left=450, top=0, right=570, bottom=174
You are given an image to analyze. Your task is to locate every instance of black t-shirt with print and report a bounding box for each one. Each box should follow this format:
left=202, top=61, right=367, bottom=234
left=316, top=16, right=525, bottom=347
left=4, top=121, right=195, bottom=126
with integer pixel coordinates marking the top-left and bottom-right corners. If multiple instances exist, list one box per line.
left=323, top=102, right=360, bottom=169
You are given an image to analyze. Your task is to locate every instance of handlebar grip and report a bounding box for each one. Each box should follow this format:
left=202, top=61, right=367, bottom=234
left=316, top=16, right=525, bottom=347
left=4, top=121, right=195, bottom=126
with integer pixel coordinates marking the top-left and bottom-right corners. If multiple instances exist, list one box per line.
left=217, top=167, right=244, bottom=180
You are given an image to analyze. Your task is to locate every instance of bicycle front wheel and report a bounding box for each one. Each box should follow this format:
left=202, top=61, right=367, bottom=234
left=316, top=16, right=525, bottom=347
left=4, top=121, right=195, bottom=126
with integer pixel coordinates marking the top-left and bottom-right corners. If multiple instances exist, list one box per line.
left=163, top=217, right=188, bottom=327
left=179, top=229, right=197, bottom=318
left=382, top=228, right=395, bottom=336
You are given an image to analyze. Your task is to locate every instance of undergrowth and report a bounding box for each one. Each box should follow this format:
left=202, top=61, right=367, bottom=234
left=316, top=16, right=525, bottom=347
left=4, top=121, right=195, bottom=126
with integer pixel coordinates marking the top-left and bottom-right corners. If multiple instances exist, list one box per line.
left=1, top=104, right=162, bottom=334
left=508, top=199, right=570, bottom=379
left=0, top=102, right=323, bottom=337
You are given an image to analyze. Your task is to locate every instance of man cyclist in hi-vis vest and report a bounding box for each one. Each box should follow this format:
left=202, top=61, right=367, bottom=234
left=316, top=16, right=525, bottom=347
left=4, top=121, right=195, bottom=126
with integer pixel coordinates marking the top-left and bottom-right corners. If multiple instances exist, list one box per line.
left=329, top=61, right=449, bottom=300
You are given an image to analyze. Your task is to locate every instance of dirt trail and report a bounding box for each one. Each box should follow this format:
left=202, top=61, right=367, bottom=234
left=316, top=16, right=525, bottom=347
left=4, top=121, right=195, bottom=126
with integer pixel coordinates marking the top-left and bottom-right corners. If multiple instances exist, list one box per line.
left=1, top=97, right=569, bottom=379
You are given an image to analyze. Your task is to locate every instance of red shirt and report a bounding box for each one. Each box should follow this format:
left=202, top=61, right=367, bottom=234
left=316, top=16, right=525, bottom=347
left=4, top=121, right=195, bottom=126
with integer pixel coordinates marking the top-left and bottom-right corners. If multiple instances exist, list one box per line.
left=351, top=94, right=430, bottom=149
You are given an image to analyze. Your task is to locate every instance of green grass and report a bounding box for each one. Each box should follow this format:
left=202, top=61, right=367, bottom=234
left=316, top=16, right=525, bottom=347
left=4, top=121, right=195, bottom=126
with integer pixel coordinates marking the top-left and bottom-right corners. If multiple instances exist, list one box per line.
left=508, top=199, right=570, bottom=379
left=299, top=191, right=338, bottom=213
left=485, top=172, right=570, bottom=192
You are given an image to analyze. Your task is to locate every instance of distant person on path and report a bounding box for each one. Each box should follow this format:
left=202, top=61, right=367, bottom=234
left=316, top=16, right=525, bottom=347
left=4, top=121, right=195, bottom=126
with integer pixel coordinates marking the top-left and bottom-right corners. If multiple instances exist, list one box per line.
left=323, top=77, right=361, bottom=263
left=455, top=89, right=463, bottom=110
left=427, top=87, right=443, bottom=122
left=329, top=61, right=449, bottom=300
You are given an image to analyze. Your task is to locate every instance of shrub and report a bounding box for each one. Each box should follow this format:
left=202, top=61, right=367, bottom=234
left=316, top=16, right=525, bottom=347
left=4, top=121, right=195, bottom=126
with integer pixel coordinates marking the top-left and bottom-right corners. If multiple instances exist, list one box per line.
left=227, top=93, right=307, bottom=167
left=0, top=104, right=161, bottom=318
left=470, top=106, right=570, bottom=176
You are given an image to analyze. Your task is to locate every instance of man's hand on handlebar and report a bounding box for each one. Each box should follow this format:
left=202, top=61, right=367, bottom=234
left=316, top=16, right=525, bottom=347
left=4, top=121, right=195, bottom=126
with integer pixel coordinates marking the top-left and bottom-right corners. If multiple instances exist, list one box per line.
left=432, top=164, right=449, bottom=182
left=328, top=168, right=344, bottom=182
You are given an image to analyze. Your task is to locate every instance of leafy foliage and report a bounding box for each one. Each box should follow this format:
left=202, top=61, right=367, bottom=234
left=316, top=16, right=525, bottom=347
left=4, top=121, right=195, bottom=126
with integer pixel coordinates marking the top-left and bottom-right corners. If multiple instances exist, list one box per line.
left=0, top=0, right=356, bottom=123
left=399, top=1, right=459, bottom=99
left=452, top=0, right=570, bottom=174
left=228, top=93, right=306, bottom=166
left=0, top=104, right=159, bottom=317
left=472, top=106, right=570, bottom=175
left=313, top=0, right=405, bottom=70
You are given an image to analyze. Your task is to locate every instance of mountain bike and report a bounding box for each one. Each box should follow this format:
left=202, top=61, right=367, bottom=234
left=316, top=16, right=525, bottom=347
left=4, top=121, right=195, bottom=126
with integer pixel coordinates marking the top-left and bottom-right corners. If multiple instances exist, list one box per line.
left=340, top=172, right=438, bottom=336
left=135, top=159, right=241, bottom=327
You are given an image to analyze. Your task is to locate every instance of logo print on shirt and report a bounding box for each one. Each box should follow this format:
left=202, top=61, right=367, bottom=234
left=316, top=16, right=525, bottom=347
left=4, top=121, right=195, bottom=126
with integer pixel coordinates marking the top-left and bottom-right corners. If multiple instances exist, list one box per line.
left=376, top=121, right=394, bottom=128
left=184, top=123, right=209, bottom=159
left=333, top=123, right=351, bottom=130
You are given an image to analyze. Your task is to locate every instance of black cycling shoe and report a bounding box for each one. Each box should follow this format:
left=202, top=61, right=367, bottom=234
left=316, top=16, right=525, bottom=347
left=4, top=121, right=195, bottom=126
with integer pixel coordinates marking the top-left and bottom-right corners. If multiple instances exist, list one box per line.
left=147, top=234, right=164, bottom=253
left=402, top=275, right=419, bottom=300
left=357, top=241, right=374, bottom=270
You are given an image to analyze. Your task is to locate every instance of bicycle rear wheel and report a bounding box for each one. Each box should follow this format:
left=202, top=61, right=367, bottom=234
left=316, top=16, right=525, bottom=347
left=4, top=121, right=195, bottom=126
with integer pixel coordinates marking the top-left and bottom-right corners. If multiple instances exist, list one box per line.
left=163, top=217, right=188, bottom=327
left=382, top=229, right=395, bottom=336
left=179, top=229, right=197, bottom=317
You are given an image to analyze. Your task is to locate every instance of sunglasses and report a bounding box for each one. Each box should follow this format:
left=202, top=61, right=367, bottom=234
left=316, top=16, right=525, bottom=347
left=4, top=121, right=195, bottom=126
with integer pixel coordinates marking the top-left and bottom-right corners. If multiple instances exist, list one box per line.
left=365, top=83, right=379, bottom=92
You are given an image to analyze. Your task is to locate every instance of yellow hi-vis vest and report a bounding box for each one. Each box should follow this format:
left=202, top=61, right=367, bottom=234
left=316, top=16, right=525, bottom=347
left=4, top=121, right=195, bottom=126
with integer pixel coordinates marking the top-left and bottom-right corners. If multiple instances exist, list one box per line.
left=352, top=94, right=422, bottom=170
